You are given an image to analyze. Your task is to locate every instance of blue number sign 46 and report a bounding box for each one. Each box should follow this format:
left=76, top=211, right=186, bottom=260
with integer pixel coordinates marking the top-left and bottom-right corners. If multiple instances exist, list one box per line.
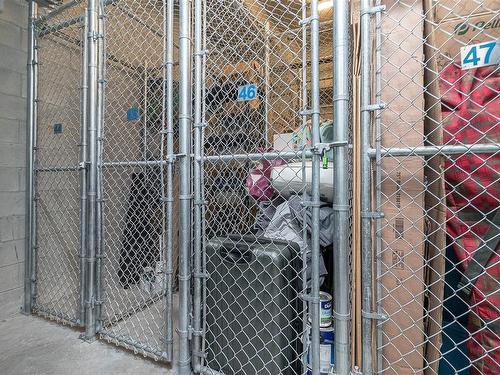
left=237, top=83, right=258, bottom=101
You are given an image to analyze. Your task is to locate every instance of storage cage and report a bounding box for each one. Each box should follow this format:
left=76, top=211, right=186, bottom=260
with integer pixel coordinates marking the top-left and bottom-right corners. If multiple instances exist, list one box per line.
left=23, top=0, right=500, bottom=375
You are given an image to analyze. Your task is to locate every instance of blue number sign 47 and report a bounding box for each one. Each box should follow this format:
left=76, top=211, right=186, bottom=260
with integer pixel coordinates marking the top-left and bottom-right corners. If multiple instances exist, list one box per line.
left=460, top=40, right=499, bottom=70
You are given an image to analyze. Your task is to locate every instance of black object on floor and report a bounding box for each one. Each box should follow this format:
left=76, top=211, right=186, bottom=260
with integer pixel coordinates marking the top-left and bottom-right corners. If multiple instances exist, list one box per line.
left=118, top=171, right=161, bottom=288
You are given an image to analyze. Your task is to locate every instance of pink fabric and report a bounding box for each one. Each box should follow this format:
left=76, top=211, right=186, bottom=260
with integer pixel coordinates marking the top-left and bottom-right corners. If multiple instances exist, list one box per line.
left=246, top=149, right=287, bottom=201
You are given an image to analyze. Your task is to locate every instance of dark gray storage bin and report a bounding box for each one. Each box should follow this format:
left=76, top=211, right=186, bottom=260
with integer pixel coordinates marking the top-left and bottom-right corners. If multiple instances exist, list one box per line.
left=205, top=235, right=303, bottom=375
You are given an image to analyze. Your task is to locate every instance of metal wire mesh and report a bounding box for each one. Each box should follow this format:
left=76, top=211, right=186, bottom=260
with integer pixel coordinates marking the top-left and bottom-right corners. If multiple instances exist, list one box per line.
left=97, top=0, right=178, bottom=361
left=198, top=1, right=340, bottom=374
left=32, top=14, right=85, bottom=326
left=367, top=1, right=500, bottom=374
left=26, top=1, right=500, bottom=374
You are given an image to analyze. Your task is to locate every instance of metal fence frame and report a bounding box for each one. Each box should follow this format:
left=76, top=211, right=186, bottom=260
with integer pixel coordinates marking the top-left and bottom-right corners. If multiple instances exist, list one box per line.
left=23, top=0, right=500, bottom=374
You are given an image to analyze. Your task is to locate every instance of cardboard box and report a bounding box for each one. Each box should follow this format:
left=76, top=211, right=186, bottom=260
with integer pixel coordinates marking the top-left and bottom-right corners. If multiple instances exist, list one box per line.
left=375, top=1, right=447, bottom=374
left=433, top=0, right=498, bottom=22
left=348, top=0, right=448, bottom=372
left=377, top=2, right=427, bottom=374
left=434, top=12, right=500, bottom=71
left=378, top=159, right=427, bottom=375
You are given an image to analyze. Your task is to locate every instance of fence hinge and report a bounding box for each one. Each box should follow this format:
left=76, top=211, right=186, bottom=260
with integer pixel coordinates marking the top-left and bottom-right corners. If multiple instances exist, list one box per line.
left=85, top=297, right=101, bottom=309
left=351, top=366, right=363, bottom=375
left=193, top=272, right=210, bottom=279
left=361, top=103, right=387, bottom=112
left=362, top=309, right=388, bottom=321
left=78, top=161, right=89, bottom=170
left=194, top=49, right=209, bottom=57
left=361, top=211, right=385, bottom=219
left=299, top=108, right=320, bottom=117
left=88, top=31, right=103, bottom=41
left=301, top=200, right=322, bottom=208
left=361, top=4, right=386, bottom=16
left=299, top=15, right=319, bottom=26
left=192, top=351, right=207, bottom=359
left=188, top=326, right=203, bottom=340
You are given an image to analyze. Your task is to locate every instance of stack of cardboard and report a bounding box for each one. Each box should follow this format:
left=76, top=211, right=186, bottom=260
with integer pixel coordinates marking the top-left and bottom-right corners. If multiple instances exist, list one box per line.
left=349, top=0, right=449, bottom=373
left=376, top=2, right=428, bottom=374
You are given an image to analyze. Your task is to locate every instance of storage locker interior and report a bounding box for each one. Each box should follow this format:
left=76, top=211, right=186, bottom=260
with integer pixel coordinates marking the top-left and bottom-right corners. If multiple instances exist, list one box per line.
left=31, top=0, right=341, bottom=373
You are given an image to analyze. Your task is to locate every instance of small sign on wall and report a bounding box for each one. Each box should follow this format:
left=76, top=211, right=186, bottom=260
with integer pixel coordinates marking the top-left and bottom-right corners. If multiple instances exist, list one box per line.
left=127, top=107, right=141, bottom=121
left=237, top=83, right=257, bottom=101
left=53, top=123, right=63, bottom=134
left=460, top=40, right=499, bottom=70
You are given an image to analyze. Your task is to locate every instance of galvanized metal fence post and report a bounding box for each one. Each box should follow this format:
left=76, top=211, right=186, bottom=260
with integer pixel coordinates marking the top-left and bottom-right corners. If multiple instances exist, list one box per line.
left=360, top=0, right=374, bottom=372
left=94, top=0, right=106, bottom=331
left=79, top=12, right=89, bottom=327
left=164, top=0, right=175, bottom=361
left=309, top=1, right=321, bottom=374
left=373, top=2, right=383, bottom=371
left=84, top=0, right=99, bottom=341
left=332, top=1, right=352, bottom=373
left=23, top=0, right=37, bottom=315
left=178, top=0, right=193, bottom=373
left=192, top=0, right=204, bottom=370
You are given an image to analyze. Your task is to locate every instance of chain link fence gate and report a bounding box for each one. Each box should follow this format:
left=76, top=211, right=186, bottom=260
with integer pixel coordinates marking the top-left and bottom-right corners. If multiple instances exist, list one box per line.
left=97, top=0, right=178, bottom=362
left=24, top=0, right=180, bottom=363
left=27, top=4, right=87, bottom=326
left=359, top=0, right=499, bottom=374
left=188, top=1, right=353, bottom=374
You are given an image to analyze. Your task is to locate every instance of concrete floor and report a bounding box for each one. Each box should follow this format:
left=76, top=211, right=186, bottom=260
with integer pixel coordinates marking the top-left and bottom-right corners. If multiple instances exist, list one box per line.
left=0, top=314, right=176, bottom=375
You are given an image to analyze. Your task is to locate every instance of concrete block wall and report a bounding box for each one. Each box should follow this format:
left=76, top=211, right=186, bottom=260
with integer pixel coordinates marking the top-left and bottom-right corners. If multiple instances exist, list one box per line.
left=0, top=0, right=28, bottom=320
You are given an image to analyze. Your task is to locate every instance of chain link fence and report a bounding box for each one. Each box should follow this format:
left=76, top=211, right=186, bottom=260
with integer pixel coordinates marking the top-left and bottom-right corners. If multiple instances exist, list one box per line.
left=195, top=1, right=345, bottom=374
left=359, top=1, right=500, bottom=374
left=31, top=7, right=86, bottom=326
left=24, top=0, right=499, bottom=374
left=97, top=0, right=178, bottom=362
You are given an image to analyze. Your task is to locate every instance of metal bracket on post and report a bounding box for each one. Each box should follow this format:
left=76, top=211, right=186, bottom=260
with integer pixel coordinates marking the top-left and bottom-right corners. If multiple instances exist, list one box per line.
left=192, top=351, right=207, bottom=359
left=361, top=309, right=389, bottom=322
left=361, top=102, right=386, bottom=112
left=361, top=4, right=386, bottom=16
left=188, top=326, right=204, bottom=340
left=88, top=30, right=103, bottom=41
left=301, top=200, right=323, bottom=208
left=312, top=141, right=349, bottom=155
left=78, top=161, right=89, bottom=170
left=193, top=122, right=207, bottom=129
left=193, top=49, right=209, bottom=57
left=299, top=293, right=321, bottom=304
left=299, top=109, right=311, bottom=117
left=193, top=271, right=209, bottom=279
left=299, top=15, right=319, bottom=27
left=361, top=211, right=385, bottom=219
